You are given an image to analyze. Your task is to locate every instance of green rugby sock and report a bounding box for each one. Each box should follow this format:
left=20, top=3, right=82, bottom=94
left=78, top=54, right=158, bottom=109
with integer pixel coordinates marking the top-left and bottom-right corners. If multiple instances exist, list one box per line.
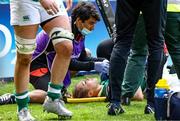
left=15, top=91, right=30, bottom=112
left=47, top=82, right=63, bottom=101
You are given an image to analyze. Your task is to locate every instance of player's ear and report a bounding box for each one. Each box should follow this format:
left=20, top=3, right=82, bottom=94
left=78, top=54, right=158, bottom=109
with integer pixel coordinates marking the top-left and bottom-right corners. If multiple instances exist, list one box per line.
left=88, top=90, right=93, bottom=97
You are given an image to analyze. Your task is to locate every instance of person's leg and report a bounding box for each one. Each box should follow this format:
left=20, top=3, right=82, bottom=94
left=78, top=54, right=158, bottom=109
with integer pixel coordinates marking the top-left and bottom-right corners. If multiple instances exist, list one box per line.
left=165, top=12, right=180, bottom=78
left=142, top=0, right=167, bottom=113
left=43, top=16, right=72, bottom=85
left=108, top=0, right=140, bottom=115
left=29, top=90, right=47, bottom=103
left=121, top=15, right=147, bottom=102
left=0, top=68, right=50, bottom=105
left=42, top=13, right=73, bottom=118
left=121, top=51, right=147, bottom=104
left=13, top=24, right=38, bottom=121
left=10, top=0, right=42, bottom=119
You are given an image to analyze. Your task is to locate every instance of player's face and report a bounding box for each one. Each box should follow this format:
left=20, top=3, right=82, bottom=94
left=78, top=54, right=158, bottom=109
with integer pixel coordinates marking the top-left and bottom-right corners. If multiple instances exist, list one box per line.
left=77, top=78, right=99, bottom=91
left=79, top=17, right=97, bottom=31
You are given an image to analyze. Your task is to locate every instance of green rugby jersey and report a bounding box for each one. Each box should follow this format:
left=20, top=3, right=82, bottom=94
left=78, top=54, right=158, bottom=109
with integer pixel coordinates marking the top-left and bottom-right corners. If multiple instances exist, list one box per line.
left=98, top=79, right=109, bottom=97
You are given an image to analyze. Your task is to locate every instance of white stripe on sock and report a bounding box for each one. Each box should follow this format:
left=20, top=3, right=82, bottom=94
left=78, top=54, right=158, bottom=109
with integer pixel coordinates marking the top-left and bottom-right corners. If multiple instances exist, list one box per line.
left=48, top=85, right=61, bottom=94
left=15, top=92, right=29, bottom=99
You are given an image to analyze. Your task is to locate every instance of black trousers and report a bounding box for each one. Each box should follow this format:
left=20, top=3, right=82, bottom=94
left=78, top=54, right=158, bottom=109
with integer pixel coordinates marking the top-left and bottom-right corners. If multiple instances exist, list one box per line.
left=109, top=0, right=167, bottom=102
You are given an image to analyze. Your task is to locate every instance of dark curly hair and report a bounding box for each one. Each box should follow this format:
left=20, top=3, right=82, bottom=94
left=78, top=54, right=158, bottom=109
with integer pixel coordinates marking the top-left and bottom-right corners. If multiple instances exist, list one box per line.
left=71, top=2, right=100, bottom=23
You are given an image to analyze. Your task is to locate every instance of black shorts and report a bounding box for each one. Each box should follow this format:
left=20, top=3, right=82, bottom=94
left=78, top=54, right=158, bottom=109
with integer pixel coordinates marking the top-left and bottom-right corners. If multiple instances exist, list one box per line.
left=30, top=54, right=50, bottom=91
left=30, top=71, right=50, bottom=92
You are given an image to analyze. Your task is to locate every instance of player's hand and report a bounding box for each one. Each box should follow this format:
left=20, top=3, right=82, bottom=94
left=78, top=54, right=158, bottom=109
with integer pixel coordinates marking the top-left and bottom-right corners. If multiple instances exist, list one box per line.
left=65, top=0, right=73, bottom=11
left=94, top=60, right=109, bottom=74
left=40, top=0, right=59, bottom=15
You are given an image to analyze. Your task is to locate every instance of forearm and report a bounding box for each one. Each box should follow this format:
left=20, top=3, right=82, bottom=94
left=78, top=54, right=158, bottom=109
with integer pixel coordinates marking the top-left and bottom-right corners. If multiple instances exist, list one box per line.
left=80, top=56, right=105, bottom=62
left=69, top=59, right=95, bottom=71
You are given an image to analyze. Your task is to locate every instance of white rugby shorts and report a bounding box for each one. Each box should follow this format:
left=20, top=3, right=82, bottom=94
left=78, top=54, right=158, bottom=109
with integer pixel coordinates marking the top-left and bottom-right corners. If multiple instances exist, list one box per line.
left=10, top=0, right=68, bottom=25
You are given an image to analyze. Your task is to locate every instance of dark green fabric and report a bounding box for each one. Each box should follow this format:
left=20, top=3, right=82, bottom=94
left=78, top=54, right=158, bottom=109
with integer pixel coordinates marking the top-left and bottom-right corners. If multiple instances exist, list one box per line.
left=47, top=82, right=63, bottom=100
left=99, top=79, right=109, bottom=97
left=165, top=12, right=180, bottom=79
left=121, top=15, right=147, bottom=98
left=47, top=92, right=60, bottom=100
left=99, top=78, right=146, bottom=97
left=49, top=82, right=63, bottom=89
left=121, top=12, right=180, bottom=98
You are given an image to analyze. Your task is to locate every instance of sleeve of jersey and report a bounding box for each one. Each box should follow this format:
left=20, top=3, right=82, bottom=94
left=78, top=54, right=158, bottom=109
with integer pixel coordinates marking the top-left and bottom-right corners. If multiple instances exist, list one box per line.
left=69, top=59, right=95, bottom=71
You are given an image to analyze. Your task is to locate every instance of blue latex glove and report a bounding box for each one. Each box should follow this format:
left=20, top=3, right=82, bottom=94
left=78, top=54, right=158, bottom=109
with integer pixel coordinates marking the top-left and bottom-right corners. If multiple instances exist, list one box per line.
left=94, top=59, right=109, bottom=74
left=103, top=59, right=109, bottom=75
